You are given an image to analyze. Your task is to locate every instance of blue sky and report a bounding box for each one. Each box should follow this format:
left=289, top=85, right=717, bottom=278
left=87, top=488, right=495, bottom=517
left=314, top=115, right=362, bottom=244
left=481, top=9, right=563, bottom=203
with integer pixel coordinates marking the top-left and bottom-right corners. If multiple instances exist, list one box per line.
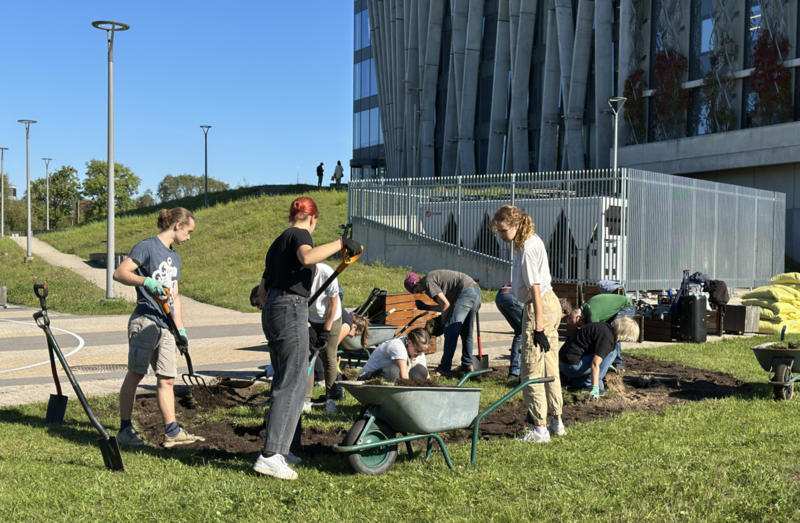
left=0, top=1, right=353, bottom=197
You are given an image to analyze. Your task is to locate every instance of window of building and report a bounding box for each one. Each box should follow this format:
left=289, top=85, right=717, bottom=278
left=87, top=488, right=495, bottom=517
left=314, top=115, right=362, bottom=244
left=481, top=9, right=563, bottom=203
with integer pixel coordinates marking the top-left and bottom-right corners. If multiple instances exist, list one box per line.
left=361, top=58, right=371, bottom=100
left=370, top=58, right=378, bottom=96
left=362, top=10, right=370, bottom=48
left=369, top=108, right=380, bottom=146
left=379, top=113, right=384, bottom=144
left=353, top=112, right=360, bottom=150
left=354, top=11, right=361, bottom=51
left=742, top=0, right=762, bottom=128
left=688, top=88, right=710, bottom=136
left=689, top=0, right=714, bottom=81
left=353, top=61, right=361, bottom=101
left=361, top=110, right=370, bottom=148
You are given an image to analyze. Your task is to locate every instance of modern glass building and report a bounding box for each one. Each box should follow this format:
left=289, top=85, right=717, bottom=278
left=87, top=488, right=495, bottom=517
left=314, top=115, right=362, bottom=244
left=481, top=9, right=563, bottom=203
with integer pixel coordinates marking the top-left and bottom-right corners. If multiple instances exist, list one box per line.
left=351, top=0, right=385, bottom=180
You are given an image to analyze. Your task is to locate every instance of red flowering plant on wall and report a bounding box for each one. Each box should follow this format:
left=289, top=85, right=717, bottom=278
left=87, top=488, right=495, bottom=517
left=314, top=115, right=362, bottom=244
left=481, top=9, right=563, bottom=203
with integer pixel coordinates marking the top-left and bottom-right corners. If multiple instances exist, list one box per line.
left=748, top=29, right=792, bottom=126
left=652, top=49, right=691, bottom=140
left=623, top=69, right=648, bottom=144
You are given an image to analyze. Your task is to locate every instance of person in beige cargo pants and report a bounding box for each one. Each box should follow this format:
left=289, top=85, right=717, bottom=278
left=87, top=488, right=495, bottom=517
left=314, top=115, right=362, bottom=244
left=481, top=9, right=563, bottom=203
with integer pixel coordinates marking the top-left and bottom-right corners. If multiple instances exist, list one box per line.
left=492, top=205, right=565, bottom=443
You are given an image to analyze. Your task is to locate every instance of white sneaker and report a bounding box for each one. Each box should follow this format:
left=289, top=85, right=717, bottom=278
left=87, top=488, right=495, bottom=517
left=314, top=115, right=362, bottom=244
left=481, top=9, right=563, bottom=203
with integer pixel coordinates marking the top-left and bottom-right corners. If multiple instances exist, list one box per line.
left=548, top=420, right=566, bottom=437
left=517, top=427, right=550, bottom=443
left=302, top=402, right=312, bottom=413
left=316, top=381, right=325, bottom=388
left=253, top=453, right=298, bottom=481
left=284, top=452, right=302, bottom=465
left=326, top=399, right=338, bottom=414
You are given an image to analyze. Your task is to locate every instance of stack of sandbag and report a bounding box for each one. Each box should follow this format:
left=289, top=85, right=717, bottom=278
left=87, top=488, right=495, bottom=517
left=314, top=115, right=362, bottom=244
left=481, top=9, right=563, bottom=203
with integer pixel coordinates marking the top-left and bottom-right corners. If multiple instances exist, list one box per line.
left=741, top=274, right=800, bottom=334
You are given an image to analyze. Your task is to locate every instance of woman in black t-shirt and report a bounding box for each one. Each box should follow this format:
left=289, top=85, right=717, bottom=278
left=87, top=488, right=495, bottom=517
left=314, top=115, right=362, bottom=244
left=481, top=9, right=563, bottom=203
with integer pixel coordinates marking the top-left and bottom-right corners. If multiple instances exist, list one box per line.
left=252, top=197, right=362, bottom=481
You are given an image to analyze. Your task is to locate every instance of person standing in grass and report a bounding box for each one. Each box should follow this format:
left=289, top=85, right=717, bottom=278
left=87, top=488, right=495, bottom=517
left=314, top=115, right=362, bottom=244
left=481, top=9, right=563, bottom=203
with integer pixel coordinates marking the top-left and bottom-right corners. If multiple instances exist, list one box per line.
left=333, top=161, right=344, bottom=190
left=566, top=293, right=635, bottom=372
left=307, top=262, right=343, bottom=414
left=113, top=207, right=206, bottom=449
left=253, top=196, right=362, bottom=481
left=316, top=162, right=324, bottom=188
left=491, top=205, right=564, bottom=443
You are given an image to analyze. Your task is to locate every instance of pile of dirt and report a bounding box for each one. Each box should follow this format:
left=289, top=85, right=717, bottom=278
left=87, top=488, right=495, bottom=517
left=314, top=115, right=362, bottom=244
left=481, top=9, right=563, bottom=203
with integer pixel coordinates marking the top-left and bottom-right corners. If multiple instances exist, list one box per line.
left=394, top=378, right=443, bottom=387
left=770, top=342, right=800, bottom=350
left=111, top=354, right=749, bottom=460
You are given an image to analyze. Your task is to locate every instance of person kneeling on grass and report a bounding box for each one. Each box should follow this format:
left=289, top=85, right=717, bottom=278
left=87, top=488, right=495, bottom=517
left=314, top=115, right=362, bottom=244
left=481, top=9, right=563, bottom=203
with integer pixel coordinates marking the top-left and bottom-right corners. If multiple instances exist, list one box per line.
left=358, top=328, right=430, bottom=383
left=558, top=316, right=640, bottom=399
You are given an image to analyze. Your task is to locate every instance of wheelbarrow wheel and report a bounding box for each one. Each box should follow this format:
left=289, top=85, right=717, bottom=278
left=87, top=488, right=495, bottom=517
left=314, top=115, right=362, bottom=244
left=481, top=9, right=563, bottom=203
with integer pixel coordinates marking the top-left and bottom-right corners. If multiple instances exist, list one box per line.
left=344, top=418, right=397, bottom=475
left=773, top=364, right=794, bottom=401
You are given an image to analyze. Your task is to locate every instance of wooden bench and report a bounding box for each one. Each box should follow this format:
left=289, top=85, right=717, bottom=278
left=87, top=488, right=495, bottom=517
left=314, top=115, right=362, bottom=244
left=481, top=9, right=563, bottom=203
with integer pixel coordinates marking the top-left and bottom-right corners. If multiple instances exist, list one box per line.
left=552, top=283, right=580, bottom=339
left=380, top=292, right=439, bottom=354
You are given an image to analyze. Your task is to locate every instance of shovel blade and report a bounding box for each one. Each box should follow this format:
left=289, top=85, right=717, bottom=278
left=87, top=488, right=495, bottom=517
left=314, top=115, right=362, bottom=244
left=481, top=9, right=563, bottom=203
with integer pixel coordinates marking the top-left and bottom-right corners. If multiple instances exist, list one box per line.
left=98, top=436, right=126, bottom=472
left=472, top=355, right=492, bottom=372
left=45, top=394, right=68, bottom=423
left=218, top=378, right=255, bottom=389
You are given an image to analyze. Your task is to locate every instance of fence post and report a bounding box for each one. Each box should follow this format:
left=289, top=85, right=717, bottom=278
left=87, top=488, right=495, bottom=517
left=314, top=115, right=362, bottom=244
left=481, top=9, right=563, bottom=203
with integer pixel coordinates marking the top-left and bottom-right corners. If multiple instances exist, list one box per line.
left=360, top=180, right=366, bottom=225
left=752, top=197, right=758, bottom=289
left=510, top=173, right=515, bottom=281
left=406, top=178, right=412, bottom=239
left=457, top=176, right=462, bottom=256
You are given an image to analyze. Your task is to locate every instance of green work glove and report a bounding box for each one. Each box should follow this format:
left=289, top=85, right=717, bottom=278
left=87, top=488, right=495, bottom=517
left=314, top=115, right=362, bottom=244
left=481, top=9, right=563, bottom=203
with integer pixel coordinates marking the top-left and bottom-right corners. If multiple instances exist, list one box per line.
left=176, top=328, right=188, bottom=353
left=143, top=277, right=166, bottom=298
left=589, top=385, right=600, bottom=400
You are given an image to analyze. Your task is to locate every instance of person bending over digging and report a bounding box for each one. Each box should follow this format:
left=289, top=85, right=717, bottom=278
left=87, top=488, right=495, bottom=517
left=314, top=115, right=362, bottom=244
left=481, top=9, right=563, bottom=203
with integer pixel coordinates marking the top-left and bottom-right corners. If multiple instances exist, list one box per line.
left=253, top=196, right=362, bottom=481
left=566, top=293, right=635, bottom=372
left=491, top=205, right=564, bottom=443
left=113, top=207, right=205, bottom=448
left=559, top=317, right=640, bottom=398
left=337, top=308, right=370, bottom=348
left=358, top=327, right=431, bottom=383
left=405, top=270, right=481, bottom=376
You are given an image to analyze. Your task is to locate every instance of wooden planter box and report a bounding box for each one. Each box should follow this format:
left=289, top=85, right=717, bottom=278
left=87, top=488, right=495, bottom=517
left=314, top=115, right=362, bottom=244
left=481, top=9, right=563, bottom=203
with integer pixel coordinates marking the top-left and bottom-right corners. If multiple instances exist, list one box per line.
left=643, top=314, right=678, bottom=342
left=553, top=283, right=580, bottom=339
left=723, top=305, right=760, bottom=334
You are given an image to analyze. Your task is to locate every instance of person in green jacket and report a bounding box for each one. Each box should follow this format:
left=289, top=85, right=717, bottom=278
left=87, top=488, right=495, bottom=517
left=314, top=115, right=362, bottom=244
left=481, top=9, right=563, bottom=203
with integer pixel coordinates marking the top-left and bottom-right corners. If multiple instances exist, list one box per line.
left=566, top=294, right=635, bottom=371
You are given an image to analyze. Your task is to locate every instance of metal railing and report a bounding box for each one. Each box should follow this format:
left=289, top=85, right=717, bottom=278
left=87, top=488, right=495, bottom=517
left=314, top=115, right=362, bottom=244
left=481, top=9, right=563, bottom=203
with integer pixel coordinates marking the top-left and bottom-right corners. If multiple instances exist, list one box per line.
left=348, top=169, right=786, bottom=291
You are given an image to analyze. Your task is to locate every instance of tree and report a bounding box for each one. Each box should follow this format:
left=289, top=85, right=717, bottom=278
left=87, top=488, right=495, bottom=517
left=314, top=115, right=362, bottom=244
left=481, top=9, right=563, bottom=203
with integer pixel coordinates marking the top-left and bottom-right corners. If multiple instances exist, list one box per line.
left=82, top=159, right=141, bottom=221
left=157, top=173, right=230, bottom=203
left=136, top=189, right=157, bottom=208
left=29, top=166, right=81, bottom=229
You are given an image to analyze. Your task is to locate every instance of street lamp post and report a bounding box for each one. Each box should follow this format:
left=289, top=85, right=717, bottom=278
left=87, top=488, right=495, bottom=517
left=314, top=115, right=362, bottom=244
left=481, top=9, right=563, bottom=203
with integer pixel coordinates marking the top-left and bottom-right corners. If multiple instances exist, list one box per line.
left=93, top=20, right=130, bottom=300
left=18, top=121, right=36, bottom=260
left=606, top=97, right=627, bottom=178
left=43, top=158, right=52, bottom=230
left=607, top=96, right=627, bottom=288
left=0, top=147, right=7, bottom=238
left=200, top=126, right=211, bottom=209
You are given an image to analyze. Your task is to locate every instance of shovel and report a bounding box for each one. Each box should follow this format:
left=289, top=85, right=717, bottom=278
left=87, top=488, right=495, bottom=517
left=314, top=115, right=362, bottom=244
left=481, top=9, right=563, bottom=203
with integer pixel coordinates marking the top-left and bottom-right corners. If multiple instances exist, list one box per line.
left=44, top=337, right=68, bottom=423
left=472, top=310, right=492, bottom=372
left=149, top=287, right=209, bottom=390
left=218, top=247, right=364, bottom=389
left=33, top=284, right=125, bottom=472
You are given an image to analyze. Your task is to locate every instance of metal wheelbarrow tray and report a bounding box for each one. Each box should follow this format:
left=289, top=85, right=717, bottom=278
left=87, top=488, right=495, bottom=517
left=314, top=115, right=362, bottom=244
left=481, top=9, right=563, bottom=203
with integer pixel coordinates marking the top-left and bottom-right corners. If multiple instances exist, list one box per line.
left=751, top=341, right=800, bottom=401
left=333, top=371, right=554, bottom=475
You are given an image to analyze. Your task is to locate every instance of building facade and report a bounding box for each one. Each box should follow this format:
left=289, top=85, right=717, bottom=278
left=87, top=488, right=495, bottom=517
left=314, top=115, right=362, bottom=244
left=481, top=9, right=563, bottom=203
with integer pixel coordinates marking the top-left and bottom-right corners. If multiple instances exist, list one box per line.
left=351, top=0, right=386, bottom=180
left=358, top=0, right=800, bottom=260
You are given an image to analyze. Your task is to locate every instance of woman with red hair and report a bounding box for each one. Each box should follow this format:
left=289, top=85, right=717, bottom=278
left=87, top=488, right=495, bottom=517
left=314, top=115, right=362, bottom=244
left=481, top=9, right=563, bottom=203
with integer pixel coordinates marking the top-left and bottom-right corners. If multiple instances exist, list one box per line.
left=253, top=197, right=362, bottom=480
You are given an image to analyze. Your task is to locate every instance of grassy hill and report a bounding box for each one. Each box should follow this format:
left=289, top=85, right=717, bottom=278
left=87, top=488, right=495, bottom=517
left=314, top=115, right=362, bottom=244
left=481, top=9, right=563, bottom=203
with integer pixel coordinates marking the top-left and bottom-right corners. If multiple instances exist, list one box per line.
left=40, top=189, right=412, bottom=311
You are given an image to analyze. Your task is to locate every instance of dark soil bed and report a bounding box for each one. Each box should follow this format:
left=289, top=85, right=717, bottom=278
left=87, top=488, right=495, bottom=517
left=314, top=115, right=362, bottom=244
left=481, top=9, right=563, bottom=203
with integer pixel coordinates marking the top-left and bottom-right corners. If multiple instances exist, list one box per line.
left=113, top=354, right=750, bottom=460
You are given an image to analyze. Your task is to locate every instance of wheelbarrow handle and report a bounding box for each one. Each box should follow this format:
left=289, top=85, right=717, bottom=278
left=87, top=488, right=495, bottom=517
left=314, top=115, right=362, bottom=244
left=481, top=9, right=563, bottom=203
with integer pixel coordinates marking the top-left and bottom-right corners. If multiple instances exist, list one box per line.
left=456, top=368, right=494, bottom=386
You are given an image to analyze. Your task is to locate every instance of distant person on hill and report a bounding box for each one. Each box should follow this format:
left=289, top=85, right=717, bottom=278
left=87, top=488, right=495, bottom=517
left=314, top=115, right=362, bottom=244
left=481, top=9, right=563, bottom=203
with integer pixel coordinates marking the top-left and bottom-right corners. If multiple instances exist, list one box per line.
left=333, top=161, right=344, bottom=190
left=253, top=196, right=362, bottom=481
left=316, top=162, right=324, bottom=188
left=113, top=207, right=205, bottom=449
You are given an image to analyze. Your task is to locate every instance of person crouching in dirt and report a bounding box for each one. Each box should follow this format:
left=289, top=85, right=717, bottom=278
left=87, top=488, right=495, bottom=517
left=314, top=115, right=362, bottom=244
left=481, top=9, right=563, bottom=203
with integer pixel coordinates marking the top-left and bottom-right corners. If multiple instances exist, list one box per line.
left=491, top=205, right=564, bottom=443
left=566, top=293, right=635, bottom=372
left=358, top=328, right=430, bottom=383
left=113, top=207, right=206, bottom=449
left=253, top=196, right=362, bottom=481
left=559, top=317, right=640, bottom=398
left=405, top=270, right=481, bottom=376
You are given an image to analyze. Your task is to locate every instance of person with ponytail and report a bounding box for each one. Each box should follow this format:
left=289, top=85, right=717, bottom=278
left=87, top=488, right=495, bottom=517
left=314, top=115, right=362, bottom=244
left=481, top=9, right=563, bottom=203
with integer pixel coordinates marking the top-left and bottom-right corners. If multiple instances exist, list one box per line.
left=113, top=207, right=205, bottom=448
left=253, top=196, right=362, bottom=481
left=491, top=205, right=565, bottom=443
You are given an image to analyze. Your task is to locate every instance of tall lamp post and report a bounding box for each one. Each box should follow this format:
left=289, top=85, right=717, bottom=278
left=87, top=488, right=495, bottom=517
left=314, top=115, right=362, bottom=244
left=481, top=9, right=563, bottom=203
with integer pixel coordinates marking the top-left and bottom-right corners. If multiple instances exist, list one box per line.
left=0, top=147, right=7, bottom=238
left=200, top=125, right=211, bottom=209
left=607, top=96, right=627, bottom=288
left=607, top=97, right=627, bottom=178
left=18, top=121, right=36, bottom=260
left=42, top=158, right=52, bottom=230
left=93, top=20, right=130, bottom=299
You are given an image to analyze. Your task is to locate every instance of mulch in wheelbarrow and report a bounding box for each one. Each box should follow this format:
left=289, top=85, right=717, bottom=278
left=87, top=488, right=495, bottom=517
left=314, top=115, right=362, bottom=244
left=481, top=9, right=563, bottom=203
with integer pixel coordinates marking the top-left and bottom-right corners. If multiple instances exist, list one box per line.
left=105, top=354, right=749, bottom=460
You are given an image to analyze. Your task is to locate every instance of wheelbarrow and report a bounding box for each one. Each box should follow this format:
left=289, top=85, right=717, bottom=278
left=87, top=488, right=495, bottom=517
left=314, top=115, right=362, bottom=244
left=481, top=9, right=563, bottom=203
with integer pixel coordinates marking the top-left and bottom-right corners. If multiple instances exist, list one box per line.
left=751, top=340, right=800, bottom=401
left=332, top=370, right=554, bottom=475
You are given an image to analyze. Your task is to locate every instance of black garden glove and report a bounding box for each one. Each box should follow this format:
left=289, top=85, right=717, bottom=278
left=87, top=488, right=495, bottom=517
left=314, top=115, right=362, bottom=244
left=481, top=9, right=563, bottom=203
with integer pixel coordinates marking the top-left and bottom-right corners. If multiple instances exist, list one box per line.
left=342, top=238, right=363, bottom=256
left=415, top=300, right=434, bottom=311
left=533, top=330, right=550, bottom=353
left=316, top=329, right=330, bottom=348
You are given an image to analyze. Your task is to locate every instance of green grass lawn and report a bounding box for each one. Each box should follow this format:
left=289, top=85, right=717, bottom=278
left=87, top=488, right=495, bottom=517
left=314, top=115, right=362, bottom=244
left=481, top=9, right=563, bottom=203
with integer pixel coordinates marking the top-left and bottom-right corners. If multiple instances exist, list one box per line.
left=39, top=189, right=496, bottom=311
left=0, top=237, right=134, bottom=316
left=2, top=336, right=800, bottom=522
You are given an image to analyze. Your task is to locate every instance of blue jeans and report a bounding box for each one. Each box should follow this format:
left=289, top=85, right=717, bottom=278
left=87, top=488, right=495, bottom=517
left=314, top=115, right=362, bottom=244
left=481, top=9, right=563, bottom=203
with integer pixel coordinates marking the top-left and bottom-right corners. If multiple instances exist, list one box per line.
left=261, top=290, right=309, bottom=455
left=495, top=288, right=522, bottom=376
left=559, top=350, right=616, bottom=390
left=440, top=286, right=482, bottom=372
left=610, top=305, right=636, bottom=367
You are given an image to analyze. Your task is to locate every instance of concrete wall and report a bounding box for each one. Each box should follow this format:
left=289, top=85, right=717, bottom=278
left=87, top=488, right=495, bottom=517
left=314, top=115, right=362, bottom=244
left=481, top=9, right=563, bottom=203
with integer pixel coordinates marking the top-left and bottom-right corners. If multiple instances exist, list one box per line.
left=353, top=221, right=511, bottom=289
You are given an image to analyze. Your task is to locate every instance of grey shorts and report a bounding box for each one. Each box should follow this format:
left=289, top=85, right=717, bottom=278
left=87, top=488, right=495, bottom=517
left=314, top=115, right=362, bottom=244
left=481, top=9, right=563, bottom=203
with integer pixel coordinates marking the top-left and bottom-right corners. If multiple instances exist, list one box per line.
left=127, top=313, right=179, bottom=378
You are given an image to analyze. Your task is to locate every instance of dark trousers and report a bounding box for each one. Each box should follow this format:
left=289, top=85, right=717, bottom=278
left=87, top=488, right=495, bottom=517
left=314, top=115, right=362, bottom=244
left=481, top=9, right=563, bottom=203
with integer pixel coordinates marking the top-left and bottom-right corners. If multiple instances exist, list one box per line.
left=317, top=175, right=323, bottom=187
left=261, top=291, right=309, bottom=455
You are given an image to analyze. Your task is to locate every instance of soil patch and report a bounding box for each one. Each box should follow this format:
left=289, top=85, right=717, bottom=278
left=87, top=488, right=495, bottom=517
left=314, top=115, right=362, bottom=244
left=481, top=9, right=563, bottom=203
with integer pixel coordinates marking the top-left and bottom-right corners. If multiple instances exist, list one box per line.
left=769, top=343, right=800, bottom=350
left=394, top=378, right=443, bottom=387
left=109, top=354, right=749, bottom=460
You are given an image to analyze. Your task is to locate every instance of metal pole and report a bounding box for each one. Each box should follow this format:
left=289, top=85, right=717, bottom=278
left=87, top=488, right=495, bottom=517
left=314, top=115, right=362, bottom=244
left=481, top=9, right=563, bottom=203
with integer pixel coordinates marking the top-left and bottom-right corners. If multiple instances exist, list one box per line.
left=93, top=21, right=129, bottom=300
left=200, top=126, right=211, bottom=208
left=0, top=148, right=7, bottom=238
left=607, top=97, right=626, bottom=285
left=43, top=158, right=51, bottom=230
left=18, top=121, right=36, bottom=259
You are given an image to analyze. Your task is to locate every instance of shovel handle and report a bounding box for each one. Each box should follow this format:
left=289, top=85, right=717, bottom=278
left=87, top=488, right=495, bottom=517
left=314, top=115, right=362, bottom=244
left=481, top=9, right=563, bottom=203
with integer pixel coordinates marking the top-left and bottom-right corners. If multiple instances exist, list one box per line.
left=150, top=286, right=172, bottom=315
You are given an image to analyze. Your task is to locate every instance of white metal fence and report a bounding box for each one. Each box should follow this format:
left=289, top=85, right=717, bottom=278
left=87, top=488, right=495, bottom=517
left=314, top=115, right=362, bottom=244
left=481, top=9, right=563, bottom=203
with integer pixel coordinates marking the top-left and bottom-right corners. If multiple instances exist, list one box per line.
left=347, top=169, right=786, bottom=291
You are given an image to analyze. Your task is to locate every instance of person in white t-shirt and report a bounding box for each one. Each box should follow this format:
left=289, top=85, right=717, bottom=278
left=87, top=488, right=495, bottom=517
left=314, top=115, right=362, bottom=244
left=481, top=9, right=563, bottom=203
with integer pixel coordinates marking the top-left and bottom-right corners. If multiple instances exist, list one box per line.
left=491, top=205, right=564, bottom=443
left=358, top=328, right=430, bottom=382
left=308, top=263, right=343, bottom=413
